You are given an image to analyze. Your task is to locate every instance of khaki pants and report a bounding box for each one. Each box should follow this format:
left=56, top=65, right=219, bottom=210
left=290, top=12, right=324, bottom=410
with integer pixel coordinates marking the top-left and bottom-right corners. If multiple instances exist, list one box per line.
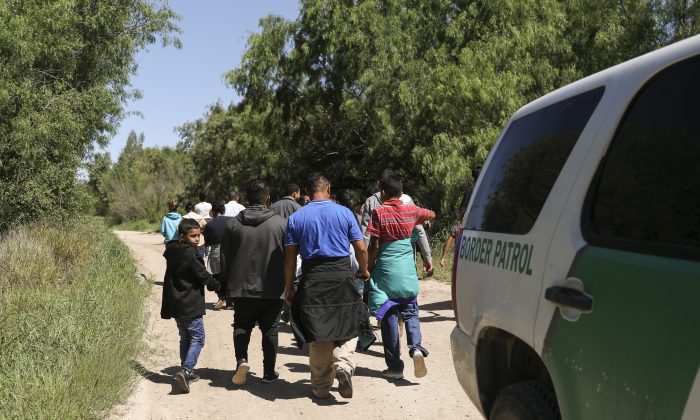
left=309, top=339, right=356, bottom=394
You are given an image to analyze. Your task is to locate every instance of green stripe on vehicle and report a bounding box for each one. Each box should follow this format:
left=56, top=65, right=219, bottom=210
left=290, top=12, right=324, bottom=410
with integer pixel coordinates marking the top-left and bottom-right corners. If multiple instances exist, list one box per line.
left=543, top=246, right=700, bottom=420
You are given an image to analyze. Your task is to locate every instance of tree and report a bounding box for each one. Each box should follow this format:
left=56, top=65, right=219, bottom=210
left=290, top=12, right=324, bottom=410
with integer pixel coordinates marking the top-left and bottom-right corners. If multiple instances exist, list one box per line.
left=84, top=151, right=113, bottom=216
left=0, top=0, right=180, bottom=231
left=185, top=0, right=700, bottom=223
left=104, top=131, right=189, bottom=224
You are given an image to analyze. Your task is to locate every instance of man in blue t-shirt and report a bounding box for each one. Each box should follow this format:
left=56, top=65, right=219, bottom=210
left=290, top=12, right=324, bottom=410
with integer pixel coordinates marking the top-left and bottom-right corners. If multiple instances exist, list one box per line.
left=284, top=173, right=369, bottom=400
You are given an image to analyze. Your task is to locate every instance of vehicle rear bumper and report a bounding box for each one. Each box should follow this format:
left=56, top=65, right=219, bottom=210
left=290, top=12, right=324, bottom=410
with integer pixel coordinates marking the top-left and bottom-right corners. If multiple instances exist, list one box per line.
left=450, top=326, right=484, bottom=415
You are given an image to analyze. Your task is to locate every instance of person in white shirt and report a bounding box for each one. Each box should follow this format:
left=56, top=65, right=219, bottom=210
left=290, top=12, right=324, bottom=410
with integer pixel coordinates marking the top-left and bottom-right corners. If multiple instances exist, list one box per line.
left=224, top=191, right=246, bottom=217
left=194, top=193, right=212, bottom=222
left=182, top=201, right=208, bottom=256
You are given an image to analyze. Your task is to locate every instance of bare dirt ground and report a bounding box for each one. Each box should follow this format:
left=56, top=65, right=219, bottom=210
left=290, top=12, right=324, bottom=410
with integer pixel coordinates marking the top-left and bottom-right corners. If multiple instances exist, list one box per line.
left=110, top=231, right=482, bottom=420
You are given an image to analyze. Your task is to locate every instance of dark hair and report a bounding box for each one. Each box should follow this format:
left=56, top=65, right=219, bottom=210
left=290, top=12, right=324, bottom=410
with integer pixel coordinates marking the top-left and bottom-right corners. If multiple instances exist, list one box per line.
left=184, top=201, right=195, bottom=212
left=228, top=191, right=239, bottom=201
left=178, top=218, right=201, bottom=236
left=246, top=179, right=270, bottom=205
left=198, top=192, right=206, bottom=202
left=167, top=199, right=178, bottom=212
left=306, top=173, right=330, bottom=194
left=379, top=171, right=402, bottom=198
left=336, top=191, right=354, bottom=211
left=285, top=183, right=300, bottom=196
left=212, top=201, right=226, bottom=216
left=377, top=168, right=396, bottom=181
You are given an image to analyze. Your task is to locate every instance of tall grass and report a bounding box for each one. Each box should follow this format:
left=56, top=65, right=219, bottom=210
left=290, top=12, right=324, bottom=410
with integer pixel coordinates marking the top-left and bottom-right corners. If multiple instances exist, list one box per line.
left=412, top=226, right=458, bottom=283
left=110, top=218, right=160, bottom=233
left=0, top=218, right=147, bottom=419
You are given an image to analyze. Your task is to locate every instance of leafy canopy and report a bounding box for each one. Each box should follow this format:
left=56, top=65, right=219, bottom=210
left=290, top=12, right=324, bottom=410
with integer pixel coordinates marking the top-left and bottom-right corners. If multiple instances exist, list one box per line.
left=0, top=0, right=180, bottom=230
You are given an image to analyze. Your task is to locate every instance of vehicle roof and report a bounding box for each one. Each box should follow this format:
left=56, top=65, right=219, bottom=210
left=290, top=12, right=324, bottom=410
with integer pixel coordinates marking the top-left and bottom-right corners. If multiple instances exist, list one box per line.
left=512, top=34, right=700, bottom=120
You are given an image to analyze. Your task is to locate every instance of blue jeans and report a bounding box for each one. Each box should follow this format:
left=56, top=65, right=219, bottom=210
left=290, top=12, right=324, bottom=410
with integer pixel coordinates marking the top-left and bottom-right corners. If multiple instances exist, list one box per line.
left=380, top=302, right=428, bottom=372
left=175, top=317, right=205, bottom=372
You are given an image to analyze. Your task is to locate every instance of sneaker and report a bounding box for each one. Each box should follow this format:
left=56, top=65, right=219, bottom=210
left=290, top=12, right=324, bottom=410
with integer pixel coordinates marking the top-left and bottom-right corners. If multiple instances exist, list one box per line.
left=214, top=299, right=226, bottom=310
left=280, top=308, right=290, bottom=323
left=174, top=369, right=190, bottom=393
left=381, top=369, right=404, bottom=380
left=335, top=367, right=353, bottom=398
left=232, top=359, right=250, bottom=385
left=261, top=371, right=279, bottom=384
left=184, top=370, right=200, bottom=383
left=412, top=351, right=428, bottom=378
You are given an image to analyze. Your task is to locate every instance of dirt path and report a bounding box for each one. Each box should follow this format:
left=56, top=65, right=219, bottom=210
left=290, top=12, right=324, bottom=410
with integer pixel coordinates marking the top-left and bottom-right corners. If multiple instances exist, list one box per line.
left=110, top=231, right=482, bottom=420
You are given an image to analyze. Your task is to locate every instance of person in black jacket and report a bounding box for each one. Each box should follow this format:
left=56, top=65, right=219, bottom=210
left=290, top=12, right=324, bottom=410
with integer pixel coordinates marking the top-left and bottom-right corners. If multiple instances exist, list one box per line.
left=202, top=201, right=232, bottom=309
left=220, top=179, right=288, bottom=385
left=161, top=218, right=220, bottom=394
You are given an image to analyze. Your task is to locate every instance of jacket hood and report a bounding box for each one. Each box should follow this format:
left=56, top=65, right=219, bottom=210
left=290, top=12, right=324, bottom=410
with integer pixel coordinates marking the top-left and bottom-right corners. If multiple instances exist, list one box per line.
left=163, top=241, right=192, bottom=259
left=236, top=205, right=276, bottom=226
left=164, top=212, right=181, bottom=220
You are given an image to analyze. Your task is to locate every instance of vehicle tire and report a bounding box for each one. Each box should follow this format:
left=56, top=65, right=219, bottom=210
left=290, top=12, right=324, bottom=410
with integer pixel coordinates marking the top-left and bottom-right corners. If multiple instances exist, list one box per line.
left=489, top=380, right=560, bottom=420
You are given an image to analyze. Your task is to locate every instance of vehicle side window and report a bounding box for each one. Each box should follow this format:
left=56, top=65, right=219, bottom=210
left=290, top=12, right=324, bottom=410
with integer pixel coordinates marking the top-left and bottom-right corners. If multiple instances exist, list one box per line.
left=465, top=87, right=605, bottom=234
left=588, top=56, right=700, bottom=253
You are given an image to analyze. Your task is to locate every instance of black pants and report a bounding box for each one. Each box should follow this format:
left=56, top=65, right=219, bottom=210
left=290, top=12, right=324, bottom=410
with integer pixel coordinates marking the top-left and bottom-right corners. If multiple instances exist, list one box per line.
left=232, top=298, right=283, bottom=376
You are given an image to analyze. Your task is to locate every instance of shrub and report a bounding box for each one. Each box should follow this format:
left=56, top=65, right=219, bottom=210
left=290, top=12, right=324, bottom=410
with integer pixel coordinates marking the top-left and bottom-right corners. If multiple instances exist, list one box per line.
left=0, top=218, right=147, bottom=419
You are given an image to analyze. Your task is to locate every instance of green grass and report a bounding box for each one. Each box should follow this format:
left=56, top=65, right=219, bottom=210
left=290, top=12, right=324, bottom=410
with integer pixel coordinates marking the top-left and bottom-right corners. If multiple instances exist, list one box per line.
left=110, top=218, right=160, bottom=233
left=416, top=228, right=455, bottom=283
left=0, top=218, right=148, bottom=419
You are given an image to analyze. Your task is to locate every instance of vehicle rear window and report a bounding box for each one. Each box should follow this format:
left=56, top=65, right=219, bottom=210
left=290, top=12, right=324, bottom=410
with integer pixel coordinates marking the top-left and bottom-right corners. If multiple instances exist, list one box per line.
left=465, top=87, right=605, bottom=234
left=589, top=56, right=700, bottom=252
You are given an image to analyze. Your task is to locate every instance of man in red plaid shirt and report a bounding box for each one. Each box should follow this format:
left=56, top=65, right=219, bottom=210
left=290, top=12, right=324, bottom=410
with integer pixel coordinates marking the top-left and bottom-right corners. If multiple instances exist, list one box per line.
left=367, top=171, right=435, bottom=380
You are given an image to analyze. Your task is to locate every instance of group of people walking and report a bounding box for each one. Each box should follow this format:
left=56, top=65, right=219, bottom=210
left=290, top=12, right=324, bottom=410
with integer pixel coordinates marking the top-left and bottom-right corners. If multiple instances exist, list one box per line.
left=159, top=169, right=436, bottom=399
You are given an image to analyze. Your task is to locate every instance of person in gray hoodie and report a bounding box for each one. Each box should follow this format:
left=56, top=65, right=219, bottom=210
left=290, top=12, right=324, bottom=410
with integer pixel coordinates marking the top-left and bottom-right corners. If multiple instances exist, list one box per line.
left=219, top=179, right=287, bottom=385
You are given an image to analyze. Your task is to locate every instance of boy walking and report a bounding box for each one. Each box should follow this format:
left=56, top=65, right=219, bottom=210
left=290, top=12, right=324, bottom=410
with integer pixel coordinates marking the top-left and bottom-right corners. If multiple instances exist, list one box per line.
left=366, top=171, right=435, bottom=380
left=161, top=218, right=220, bottom=393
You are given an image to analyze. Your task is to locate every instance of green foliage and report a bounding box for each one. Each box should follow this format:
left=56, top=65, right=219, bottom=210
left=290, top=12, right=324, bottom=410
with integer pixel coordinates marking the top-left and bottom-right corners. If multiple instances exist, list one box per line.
left=176, top=1, right=700, bottom=227
left=178, top=103, right=274, bottom=202
left=0, top=0, right=180, bottom=231
left=104, top=130, right=190, bottom=224
left=110, top=218, right=161, bottom=233
left=0, top=218, right=148, bottom=418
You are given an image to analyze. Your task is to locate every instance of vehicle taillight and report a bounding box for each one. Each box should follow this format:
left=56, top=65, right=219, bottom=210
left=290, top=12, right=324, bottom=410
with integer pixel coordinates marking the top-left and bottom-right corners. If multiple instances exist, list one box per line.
left=451, top=230, right=462, bottom=323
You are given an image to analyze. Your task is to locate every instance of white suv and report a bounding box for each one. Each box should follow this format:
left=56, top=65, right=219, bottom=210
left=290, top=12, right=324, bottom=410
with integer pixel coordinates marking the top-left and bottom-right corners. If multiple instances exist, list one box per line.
left=450, top=34, right=700, bottom=420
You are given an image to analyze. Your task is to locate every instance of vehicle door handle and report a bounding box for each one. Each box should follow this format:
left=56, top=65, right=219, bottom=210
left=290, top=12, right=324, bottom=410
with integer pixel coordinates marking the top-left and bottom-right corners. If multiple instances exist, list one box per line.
left=545, top=286, right=593, bottom=312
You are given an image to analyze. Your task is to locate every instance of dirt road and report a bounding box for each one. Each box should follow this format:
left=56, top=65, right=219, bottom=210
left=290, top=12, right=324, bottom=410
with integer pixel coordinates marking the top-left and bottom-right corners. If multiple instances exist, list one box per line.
left=110, top=231, right=482, bottom=420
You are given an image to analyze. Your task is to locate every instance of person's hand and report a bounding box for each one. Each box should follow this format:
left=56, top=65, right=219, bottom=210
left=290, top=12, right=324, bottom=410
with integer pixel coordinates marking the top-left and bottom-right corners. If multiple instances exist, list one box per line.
left=424, top=260, right=434, bottom=275
left=356, top=268, right=370, bottom=280
left=284, top=286, right=295, bottom=304
left=439, top=258, right=446, bottom=268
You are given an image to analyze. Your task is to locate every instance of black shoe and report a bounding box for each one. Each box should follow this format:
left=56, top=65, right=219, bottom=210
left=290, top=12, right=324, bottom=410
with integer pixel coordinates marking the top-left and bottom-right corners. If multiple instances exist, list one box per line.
left=281, top=309, right=290, bottom=323
left=174, top=369, right=190, bottom=393
left=184, top=370, right=200, bottom=383
left=335, top=367, right=353, bottom=398
left=261, top=371, right=279, bottom=384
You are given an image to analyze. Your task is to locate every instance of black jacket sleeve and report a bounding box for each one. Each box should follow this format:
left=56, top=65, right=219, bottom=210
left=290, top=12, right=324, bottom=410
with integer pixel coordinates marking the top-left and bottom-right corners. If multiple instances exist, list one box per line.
left=184, top=247, right=220, bottom=292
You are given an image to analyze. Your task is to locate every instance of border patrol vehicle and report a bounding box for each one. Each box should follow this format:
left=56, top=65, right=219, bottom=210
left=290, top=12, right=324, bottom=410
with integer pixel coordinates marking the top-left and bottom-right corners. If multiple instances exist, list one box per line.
left=450, top=34, right=700, bottom=420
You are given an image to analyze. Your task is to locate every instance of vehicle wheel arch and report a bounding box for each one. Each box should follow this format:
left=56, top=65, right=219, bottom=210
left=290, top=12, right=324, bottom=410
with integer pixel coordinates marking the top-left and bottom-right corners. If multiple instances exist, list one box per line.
left=475, top=327, right=560, bottom=417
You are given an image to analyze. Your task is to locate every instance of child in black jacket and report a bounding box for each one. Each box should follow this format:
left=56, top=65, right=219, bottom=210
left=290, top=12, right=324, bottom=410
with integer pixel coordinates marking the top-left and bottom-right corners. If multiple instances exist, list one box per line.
left=161, top=218, right=220, bottom=393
